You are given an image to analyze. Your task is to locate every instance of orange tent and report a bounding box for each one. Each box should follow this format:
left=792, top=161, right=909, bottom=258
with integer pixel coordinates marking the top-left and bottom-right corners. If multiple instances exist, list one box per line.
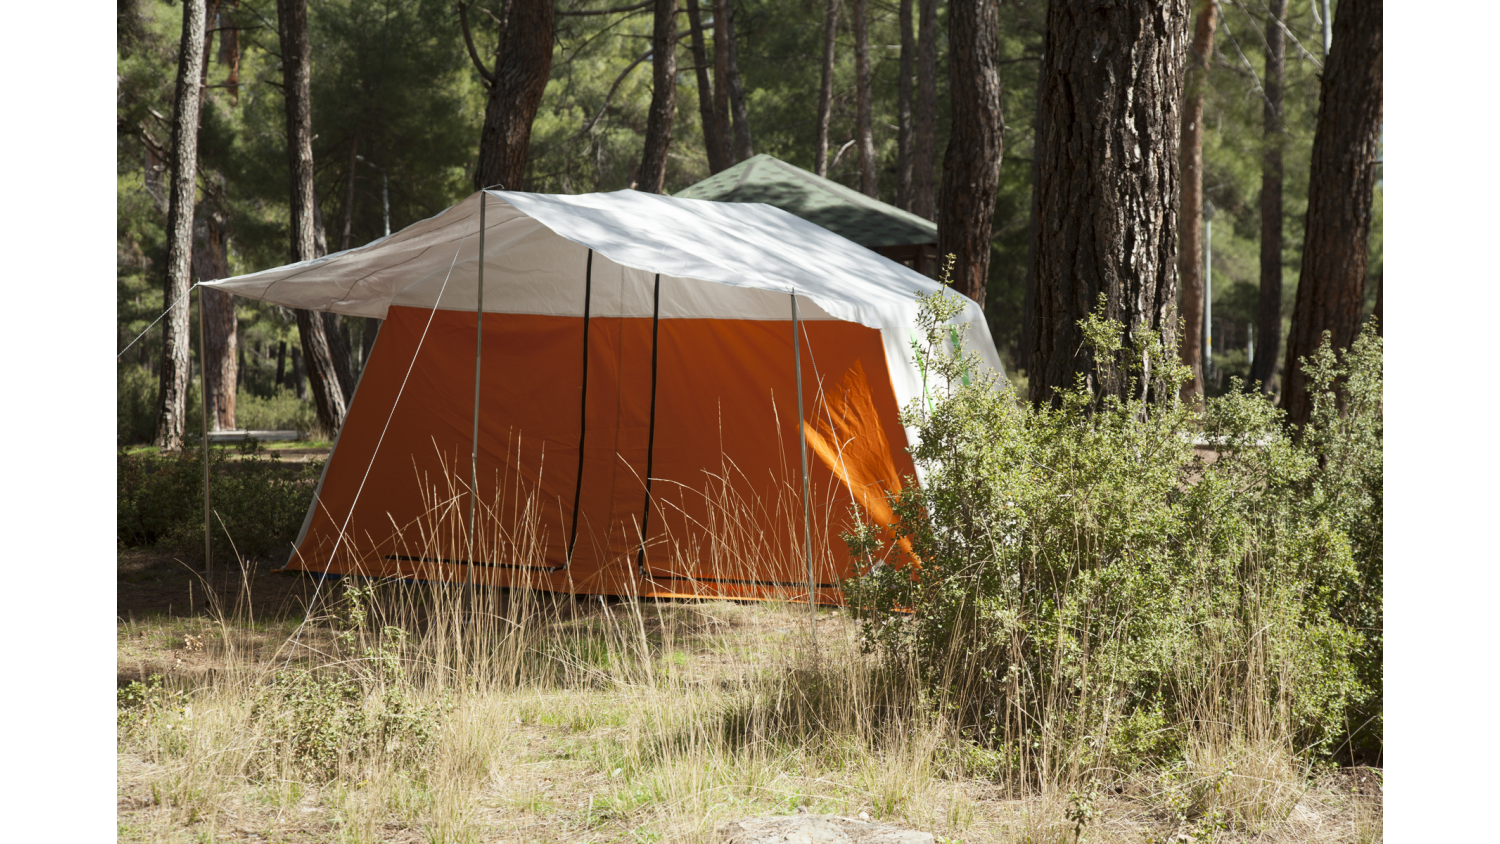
left=205, top=190, right=1005, bottom=603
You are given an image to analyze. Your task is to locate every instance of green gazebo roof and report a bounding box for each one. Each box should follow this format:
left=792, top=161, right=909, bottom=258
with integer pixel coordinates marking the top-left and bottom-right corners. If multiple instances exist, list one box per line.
left=676, top=154, right=938, bottom=249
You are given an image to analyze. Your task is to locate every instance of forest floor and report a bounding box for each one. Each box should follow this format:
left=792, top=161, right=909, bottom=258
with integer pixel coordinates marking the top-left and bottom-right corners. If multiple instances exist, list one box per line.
left=116, top=549, right=1382, bottom=844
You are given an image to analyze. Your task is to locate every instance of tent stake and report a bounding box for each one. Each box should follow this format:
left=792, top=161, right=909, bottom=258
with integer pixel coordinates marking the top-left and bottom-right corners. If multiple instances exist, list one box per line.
left=468, top=192, right=487, bottom=610
left=199, top=284, right=211, bottom=579
left=792, top=292, right=816, bottom=641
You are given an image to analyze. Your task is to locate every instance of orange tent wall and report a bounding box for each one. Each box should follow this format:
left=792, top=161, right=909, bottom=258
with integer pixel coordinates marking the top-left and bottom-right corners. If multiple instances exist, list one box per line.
left=286, top=304, right=917, bottom=603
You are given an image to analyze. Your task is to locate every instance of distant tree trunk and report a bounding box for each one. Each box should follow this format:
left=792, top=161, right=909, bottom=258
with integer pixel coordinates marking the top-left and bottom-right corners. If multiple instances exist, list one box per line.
left=275, top=339, right=287, bottom=387
left=363, top=317, right=381, bottom=367
left=291, top=344, right=306, bottom=400
left=851, top=0, right=877, bottom=196
left=220, top=0, right=241, bottom=105
left=724, top=1, right=753, bottom=161
left=910, top=0, right=938, bottom=221
left=814, top=0, right=840, bottom=177
left=686, top=0, right=728, bottom=174
left=341, top=131, right=359, bottom=251
left=637, top=0, right=679, bottom=192
left=323, top=312, right=357, bottom=403
left=937, top=0, right=1003, bottom=310
left=1177, top=0, right=1217, bottom=401
left=1249, top=0, right=1288, bottom=395
left=461, top=0, right=555, bottom=191
left=194, top=205, right=237, bottom=431
left=711, top=0, right=735, bottom=168
left=1027, top=0, right=1190, bottom=406
left=154, top=0, right=207, bottom=451
left=278, top=0, right=347, bottom=435
left=1282, top=0, right=1382, bottom=429
left=198, top=0, right=221, bottom=113
left=895, top=0, right=915, bottom=208
left=1019, top=50, right=1046, bottom=373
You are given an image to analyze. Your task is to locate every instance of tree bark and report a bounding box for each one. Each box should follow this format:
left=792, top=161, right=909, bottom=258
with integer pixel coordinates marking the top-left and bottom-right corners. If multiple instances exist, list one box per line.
left=1282, top=0, right=1382, bottom=429
left=278, top=0, right=347, bottom=435
left=852, top=0, right=877, bottom=196
left=194, top=203, right=237, bottom=431
left=1019, top=46, right=1046, bottom=373
left=1026, top=0, right=1191, bottom=406
left=1177, top=0, right=1217, bottom=401
left=686, top=0, right=728, bottom=174
left=910, top=0, right=938, bottom=220
left=275, top=339, right=287, bottom=387
left=895, top=0, right=915, bottom=208
left=637, top=0, right=679, bottom=192
left=1249, top=0, right=1287, bottom=395
left=464, top=0, right=555, bottom=191
left=323, top=312, right=357, bottom=403
left=711, top=0, right=735, bottom=168
left=154, top=0, right=207, bottom=451
left=724, top=1, right=753, bottom=161
left=220, top=0, right=241, bottom=105
left=814, top=0, right=840, bottom=177
left=937, top=0, right=1003, bottom=310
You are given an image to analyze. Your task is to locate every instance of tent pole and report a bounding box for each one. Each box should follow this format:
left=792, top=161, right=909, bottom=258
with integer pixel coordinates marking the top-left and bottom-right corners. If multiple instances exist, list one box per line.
left=199, top=284, right=211, bottom=579
left=792, top=292, right=816, bottom=641
left=468, top=192, right=486, bottom=611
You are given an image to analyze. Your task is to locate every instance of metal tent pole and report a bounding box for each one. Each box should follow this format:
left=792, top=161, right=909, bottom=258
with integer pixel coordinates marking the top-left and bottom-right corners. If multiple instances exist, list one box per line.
left=792, top=292, right=816, bottom=636
left=199, top=284, right=211, bottom=578
left=468, top=192, right=486, bottom=608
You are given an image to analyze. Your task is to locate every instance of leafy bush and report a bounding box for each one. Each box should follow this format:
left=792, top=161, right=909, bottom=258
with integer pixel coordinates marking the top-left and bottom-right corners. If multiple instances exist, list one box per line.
left=117, top=440, right=323, bottom=560
left=250, top=619, right=448, bottom=782
left=845, top=292, right=1382, bottom=780
left=118, top=364, right=200, bottom=446
left=235, top=386, right=318, bottom=433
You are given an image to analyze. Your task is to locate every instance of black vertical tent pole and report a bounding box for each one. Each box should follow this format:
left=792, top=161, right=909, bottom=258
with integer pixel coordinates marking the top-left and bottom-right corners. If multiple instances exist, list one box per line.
left=792, top=291, right=816, bottom=634
left=567, top=250, right=594, bottom=566
left=635, top=274, right=662, bottom=578
left=468, top=191, right=486, bottom=606
left=199, top=284, right=211, bottom=578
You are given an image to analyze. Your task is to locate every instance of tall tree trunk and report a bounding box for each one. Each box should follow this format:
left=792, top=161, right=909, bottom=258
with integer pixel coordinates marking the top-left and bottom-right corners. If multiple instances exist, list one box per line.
left=910, top=0, right=938, bottom=220
left=323, top=312, right=357, bottom=402
left=895, top=0, right=915, bottom=208
left=852, top=0, right=877, bottom=196
left=1282, top=0, right=1382, bottom=429
left=194, top=204, right=237, bottom=431
left=814, top=0, right=840, bottom=177
left=463, top=0, right=555, bottom=191
left=686, top=0, right=727, bottom=174
left=220, top=0, right=240, bottom=105
left=1019, top=45, right=1046, bottom=373
left=724, top=1, right=753, bottom=161
left=1027, top=0, right=1191, bottom=406
left=711, top=0, right=735, bottom=168
left=154, top=0, right=207, bottom=451
left=278, top=0, right=347, bottom=435
left=291, top=344, right=306, bottom=400
left=275, top=339, right=287, bottom=387
left=937, top=0, right=1003, bottom=310
left=341, top=131, right=359, bottom=251
left=637, top=0, right=679, bottom=192
left=1177, top=0, right=1217, bottom=401
left=1249, top=0, right=1287, bottom=395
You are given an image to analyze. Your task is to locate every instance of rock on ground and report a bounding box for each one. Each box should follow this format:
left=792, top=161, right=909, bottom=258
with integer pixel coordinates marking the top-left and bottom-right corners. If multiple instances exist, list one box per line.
left=716, top=813, right=934, bottom=844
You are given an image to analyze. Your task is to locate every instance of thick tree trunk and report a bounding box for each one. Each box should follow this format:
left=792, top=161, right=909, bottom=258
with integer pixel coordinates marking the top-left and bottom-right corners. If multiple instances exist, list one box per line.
left=895, top=0, right=915, bottom=209
left=278, top=0, right=347, bottom=435
left=724, top=2, right=753, bottom=161
left=686, top=0, right=727, bottom=174
left=1249, top=0, right=1287, bottom=395
left=852, top=0, right=877, bottom=197
left=468, top=0, right=555, bottom=191
left=910, top=0, right=938, bottom=220
left=937, top=0, right=1003, bottom=310
left=814, top=0, right=840, bottom=177
left=637, top=0, right=679, bottom=192
left=1027, top=0, right=1191, bottom=406
left=154, top=0, right=207, bottom=451
left=1019, top=51, right=1046, bottom=373
left=194, top=204, right=237, bottom=431
left=323, top=312, right=357, bottom=403
left=1282, top=0, right=1382, bottom=429
left=1177, top=0, right=1217, bottom=401
left=711, top=0, right=735, bottom=168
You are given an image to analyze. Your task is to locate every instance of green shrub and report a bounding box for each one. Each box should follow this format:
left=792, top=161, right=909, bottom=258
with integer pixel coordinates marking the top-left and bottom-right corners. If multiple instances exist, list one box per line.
left=118, top=364, right=200, bottom=446
left=235, top=386, right=318, bottom=433
left=117, top=440, right=323, bottom=560
left=845, top=292, right=1381, bottom=779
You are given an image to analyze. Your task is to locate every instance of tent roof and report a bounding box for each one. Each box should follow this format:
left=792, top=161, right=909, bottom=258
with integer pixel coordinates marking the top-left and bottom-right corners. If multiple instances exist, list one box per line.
left=203, top=189, right=981, bottom=339
left=674, top=154, right=938, bottom=249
